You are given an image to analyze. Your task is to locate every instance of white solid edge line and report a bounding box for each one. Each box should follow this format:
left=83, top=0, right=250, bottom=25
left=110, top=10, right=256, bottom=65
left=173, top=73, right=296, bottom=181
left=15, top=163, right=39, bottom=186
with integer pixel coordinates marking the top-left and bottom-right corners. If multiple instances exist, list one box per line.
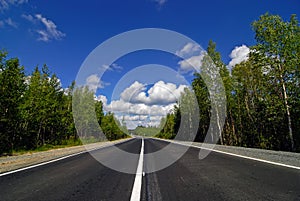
left=154, top=138, right=300, bottom=170
left=0, top=138, right=133, bottom=177
left=130, top=138, right=144, bottom=201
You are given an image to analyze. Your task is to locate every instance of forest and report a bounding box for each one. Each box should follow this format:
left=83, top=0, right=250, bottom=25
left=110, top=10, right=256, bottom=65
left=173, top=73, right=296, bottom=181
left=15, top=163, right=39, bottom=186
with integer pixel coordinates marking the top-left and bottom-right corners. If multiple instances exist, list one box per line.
left=158, top=13, right=300, bottom=152
left=0, top=59, right=127, bottom=156
left=0, top=13, right=299, bottom=155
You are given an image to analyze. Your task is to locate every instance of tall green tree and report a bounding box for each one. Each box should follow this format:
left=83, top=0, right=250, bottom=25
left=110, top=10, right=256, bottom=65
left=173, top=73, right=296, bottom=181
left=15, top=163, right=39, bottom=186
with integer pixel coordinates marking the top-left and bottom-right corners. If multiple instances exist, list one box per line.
left=0, top=51, right=26, bottom=154
left=252, top=13, right=300, bottom=150
left=21, top=66, right=66, bottom=148
left=100, top=112, right=127, bottom=140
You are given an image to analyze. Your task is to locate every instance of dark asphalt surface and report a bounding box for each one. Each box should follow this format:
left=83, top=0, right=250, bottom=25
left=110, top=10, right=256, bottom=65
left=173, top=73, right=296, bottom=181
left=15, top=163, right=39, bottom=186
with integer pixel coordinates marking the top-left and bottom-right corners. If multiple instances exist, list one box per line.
left=142, top=139, right=300, bottom=201
left=1, top=138, right=299, bottom=201
left=0, top=138, right=141, bottom=201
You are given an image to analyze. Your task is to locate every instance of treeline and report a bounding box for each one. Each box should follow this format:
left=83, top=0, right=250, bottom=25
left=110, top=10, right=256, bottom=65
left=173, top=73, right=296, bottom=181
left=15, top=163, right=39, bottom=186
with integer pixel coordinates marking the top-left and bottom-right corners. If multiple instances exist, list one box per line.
left=0, top=53, right=127, bottom=155
left=158, top=13, right=300, bottom=152
left=134, top=125, right=161, bottom=137
left=73, top=86, right=128, bottom=142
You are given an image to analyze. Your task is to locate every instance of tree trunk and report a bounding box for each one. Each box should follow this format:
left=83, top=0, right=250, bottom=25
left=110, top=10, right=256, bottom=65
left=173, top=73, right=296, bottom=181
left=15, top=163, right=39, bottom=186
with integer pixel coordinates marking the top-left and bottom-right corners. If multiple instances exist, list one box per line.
left=216, top=108, right=223, bottom=145
left=280, top=73, right=294, bottom=150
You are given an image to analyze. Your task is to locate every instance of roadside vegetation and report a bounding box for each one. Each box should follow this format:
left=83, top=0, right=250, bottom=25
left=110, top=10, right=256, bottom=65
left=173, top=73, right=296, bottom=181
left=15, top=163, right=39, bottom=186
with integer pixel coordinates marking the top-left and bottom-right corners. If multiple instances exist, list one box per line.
left=0, top=56, right=128, bottom=156
left=1, top=13, right=299, bottom=155
left=158, top=13, right=300, bottom=152
left=133, top=126, right=162, bottom=137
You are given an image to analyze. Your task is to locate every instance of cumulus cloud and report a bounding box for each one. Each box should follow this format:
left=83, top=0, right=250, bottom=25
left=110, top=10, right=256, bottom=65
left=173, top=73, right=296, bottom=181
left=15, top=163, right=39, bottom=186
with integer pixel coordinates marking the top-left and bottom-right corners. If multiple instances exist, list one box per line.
left=178, top=53, right=205, bottom=73
left=35, top=14, right=65, bottom=42
left=149, top=116, right=162, bottom=121
left=123, top=115, right=148, bottom=121
left=96, top=95, right=108, bottom=105
left=106, top=100, right=174, bottom=128
left=139, top=81, right=187, bottom=105
left=120, top=81, right=146, bottom=102
left=120, top=81, right=188, bottom=105
left=115, top=114, right=165, bottom=129
left=228, top=45, right=250, bottom=69
left=96, top=80, right=187, bottom=128
left=176, top=43, right=206, bottom=73
left=86, top=74, right=110, bottom=91
left=114, top=115, right=149, bottom=130
left=176, top=42, right=201, bottom=58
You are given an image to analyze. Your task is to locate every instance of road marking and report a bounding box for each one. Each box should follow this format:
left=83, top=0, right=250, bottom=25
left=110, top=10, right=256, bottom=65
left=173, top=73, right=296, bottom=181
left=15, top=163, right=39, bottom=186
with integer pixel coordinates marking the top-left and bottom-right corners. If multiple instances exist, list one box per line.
left=0, top=138, right=133, bottom=177
left=154, top=138, right=300, bottom=170
left=130, top=138, right=144, bottom=201
left=195, top=145, right=300, bottom=170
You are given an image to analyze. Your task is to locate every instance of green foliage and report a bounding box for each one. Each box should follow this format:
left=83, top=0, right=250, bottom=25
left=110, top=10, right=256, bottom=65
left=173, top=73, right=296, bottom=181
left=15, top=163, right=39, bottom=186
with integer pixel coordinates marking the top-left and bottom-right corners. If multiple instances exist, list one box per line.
left=1, top=12, right=299, bottom=154
left=157, top=88, right=198, bottom=141
left=192, top=72, right=211, bottom=142
left=156, top=113, right=176, bottom=139
left=0, top=52, right=128, bottom=156
left=251, top=13, right=300, bottom=150
left=157, top=13, right=300, bottom=152
left=134, top=126, right=161, bottom=137
left=100, top=112, right=128, bottom=141
left=72, top=86, right=129, bottom=142
left=0, top=52, right=26, bottom=154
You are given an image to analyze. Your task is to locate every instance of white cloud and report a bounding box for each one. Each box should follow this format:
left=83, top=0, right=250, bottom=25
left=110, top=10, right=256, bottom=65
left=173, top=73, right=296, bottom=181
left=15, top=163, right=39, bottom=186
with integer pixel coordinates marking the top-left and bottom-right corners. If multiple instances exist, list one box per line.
left=123, top=115, right=148, bottom=121
left=178, top=53, right=205, bottom=73
left=106, top=99, right=132, bottom=112
left=98, top=97, right=176, bottom=129
left=228, top=45, right=250, bottom=69
left=120, top=81, right=146, bottom=102
left=0, top=0, right=28, bottom=11
left=36, top=30, right=49, bottom=41
left=86, top=74, right=110, bottom=91
left=139, top=81, right=187, bottom=105
left=176, top=43, right=206, bottom=73
left=176, top=42, right=201, bottom=58
left=106, top=100, right=174, bottom=117
left=5, top=18, right=17, bottom=28
left=120, top=81, right=188, bottom=105
left=35, top=14, right=65, bottom=42
left=22, top=14, right=35, bottom=23
left=101, top=63, right=123, bottom=72
left=150, top=116, right=162, bottom=121
left=0, top=17, right=17, bottom=28
left=95, top=80, right=188, bottom=128
left=96, top=95, right=108, bottom=105
left=115, top=114, right=164, bottom=129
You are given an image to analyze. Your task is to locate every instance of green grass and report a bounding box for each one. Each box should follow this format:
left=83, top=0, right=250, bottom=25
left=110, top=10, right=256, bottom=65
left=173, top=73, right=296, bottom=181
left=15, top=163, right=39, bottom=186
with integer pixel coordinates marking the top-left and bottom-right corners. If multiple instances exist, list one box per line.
left=9, top=139, right=83, bottom=156
left=9, top=138, right=97, bottom=156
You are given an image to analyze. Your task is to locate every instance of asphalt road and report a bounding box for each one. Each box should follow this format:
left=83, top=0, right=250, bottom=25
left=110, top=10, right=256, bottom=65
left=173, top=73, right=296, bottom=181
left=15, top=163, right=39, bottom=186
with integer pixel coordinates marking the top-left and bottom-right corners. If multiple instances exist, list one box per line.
left=0, top=138, right=299, bottom=201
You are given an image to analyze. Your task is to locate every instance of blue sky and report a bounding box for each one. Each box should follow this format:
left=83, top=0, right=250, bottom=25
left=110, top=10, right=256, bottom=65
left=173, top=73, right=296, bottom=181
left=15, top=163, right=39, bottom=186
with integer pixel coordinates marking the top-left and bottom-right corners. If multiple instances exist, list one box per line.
left=1, top=0, right=299, bottom=128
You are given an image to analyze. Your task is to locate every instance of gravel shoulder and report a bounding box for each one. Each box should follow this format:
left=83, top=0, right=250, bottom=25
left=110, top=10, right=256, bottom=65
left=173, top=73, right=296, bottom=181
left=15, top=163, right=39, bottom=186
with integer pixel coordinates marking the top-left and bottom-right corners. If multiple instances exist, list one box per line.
left=0, top=138, right=132, bottom=173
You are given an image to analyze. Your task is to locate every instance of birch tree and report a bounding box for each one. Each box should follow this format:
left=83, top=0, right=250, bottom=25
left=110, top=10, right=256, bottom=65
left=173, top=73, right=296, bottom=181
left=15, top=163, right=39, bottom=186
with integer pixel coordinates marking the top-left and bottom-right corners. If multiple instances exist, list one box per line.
left=252, top=13, right=300, bottom=150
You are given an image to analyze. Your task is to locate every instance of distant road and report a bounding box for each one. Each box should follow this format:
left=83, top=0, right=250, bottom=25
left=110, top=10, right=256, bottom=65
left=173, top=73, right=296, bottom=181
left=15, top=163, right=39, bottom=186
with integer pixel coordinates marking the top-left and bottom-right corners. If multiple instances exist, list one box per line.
left=0, top=138, right=299, bottom=201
